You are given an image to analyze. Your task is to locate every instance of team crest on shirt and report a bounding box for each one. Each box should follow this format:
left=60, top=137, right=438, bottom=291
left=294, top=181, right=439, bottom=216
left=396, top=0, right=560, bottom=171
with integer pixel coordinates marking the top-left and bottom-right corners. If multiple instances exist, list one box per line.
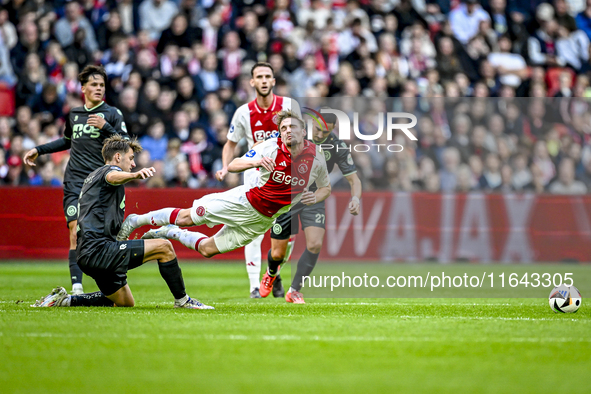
left=298, top=163, right=309, bottom=174
left=195, top=206, right=206, bottom=216
left=97, top=113, right=105, bottom=118
left=272, top=114, right=279, bottom=125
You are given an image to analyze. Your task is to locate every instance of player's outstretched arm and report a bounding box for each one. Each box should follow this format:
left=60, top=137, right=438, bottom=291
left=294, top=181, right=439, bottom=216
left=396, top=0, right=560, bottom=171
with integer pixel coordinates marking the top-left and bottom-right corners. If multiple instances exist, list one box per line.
left=301, top=185, right=331, bottom=206
left=216, top=140, right=238, bottom=181
left=25, top=137, right=72, bottom=166
left=228, top=156, right=275, bottom=173
left=345, top=173, right=362, bottom=215
left=107, top=167, right=156, bottom=185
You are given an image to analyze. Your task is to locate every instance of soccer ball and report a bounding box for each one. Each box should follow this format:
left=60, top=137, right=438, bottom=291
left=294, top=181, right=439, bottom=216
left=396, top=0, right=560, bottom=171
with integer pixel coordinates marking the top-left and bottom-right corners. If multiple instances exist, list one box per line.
left=549, top=284, right=582, bottom=313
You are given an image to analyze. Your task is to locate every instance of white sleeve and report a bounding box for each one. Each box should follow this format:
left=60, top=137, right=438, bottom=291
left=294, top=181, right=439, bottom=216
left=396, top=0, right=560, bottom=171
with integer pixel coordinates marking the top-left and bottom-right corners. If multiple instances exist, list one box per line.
left=242, top=139, right=276, bottom=160
left=311, top=154, right=330, bottom=189
left=227, top=106, right=248, bottom=143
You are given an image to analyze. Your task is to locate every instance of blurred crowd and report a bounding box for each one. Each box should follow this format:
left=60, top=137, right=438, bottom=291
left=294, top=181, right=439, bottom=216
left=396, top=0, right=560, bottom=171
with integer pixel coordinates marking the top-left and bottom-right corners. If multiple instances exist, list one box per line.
left=1, top=0, right=591, bottom=195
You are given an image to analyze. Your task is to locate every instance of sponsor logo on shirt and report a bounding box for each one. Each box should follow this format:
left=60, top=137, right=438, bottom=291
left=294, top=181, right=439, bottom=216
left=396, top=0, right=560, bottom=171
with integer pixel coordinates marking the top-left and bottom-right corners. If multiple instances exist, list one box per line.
left=272, top=171, right=306, bottom=186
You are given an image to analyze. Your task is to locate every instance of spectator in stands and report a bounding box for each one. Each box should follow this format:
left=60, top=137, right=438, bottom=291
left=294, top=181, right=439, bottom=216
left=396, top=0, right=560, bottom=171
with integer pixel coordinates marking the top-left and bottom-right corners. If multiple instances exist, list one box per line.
left=54, top=0, right=98, bottom=54
left=29, top=160, right=62, bottom=186
left=96, top=9, right=126, bottom=52
left=27, top=83, right=63, bottom=126
left=217, top=31, right=246, bottom=81
left=488, top=34, right=528, bottom=88
left=140, top=118, right=168, bottom=161
left=0, top=32, right=16, bottom=85
left=449, top=0, right=491, bottom=45
left=156, top=13, right=196, bottom=54
left=64, top=28, right=93, bottom=70
left=549, top=157, right=588, bottom=194
left=575, top=0, right=591, bottom=40
left=556, top=21, right=590, bottom=71
left=4, top=155, right=28, bottom=186
left=196, top=52, right=221, bottom=97
left=439, top=146, right=461, bottom=192
left=0, top=7, right=17, bottom=50
left=118, top=86, right=145, bottom=137
left=167, top=160, right=199, bottom=188
left=456, top=164, right=475, bottom=192
left=290, top=55, right=326, bottom=97
left=528, top=4, right=564, bottom=67
left=10, top=21, right=42, bottom=75
left=139, top=0, right=178, bottom=41
left=162, top=138, right=187, bottom=182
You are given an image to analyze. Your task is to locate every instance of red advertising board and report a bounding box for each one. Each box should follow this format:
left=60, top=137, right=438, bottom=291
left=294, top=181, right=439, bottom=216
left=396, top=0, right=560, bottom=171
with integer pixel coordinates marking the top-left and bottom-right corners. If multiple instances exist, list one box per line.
left=1, top=188, right=591, bottom=262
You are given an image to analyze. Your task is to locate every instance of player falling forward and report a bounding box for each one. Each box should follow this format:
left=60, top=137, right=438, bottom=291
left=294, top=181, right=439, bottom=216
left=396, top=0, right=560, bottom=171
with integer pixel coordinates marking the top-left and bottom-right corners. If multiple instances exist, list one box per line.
left=24, top=65, right=130, bottom=295
left=263, top=112, right=362, bottom=304
left=215, top=62, right=300, bottom=298
left=116, top=111, right=330, bottom=263
left=32, top=136, right=212, bottom=309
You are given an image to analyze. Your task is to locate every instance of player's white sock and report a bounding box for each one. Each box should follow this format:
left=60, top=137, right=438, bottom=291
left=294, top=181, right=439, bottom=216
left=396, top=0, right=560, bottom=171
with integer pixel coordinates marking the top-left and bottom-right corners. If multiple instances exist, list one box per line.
left=245, top=234, right=263, bottom=291
left=175, top=295, right=189, bottom=305
left=167, top=227, right=207, bottom=251
left=135, top=208, right=176, bottom=227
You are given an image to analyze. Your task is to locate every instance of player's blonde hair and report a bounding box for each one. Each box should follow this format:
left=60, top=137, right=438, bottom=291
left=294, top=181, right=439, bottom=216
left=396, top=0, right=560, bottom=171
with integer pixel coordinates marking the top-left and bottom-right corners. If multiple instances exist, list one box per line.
left=277, top=110, right=305, bottom=130
left=102, top=135, right=142, bottom=162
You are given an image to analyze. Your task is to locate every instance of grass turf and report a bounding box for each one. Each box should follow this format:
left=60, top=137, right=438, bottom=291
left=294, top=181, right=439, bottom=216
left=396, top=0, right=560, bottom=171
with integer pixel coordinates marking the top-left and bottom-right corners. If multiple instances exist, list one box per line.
left=0, top=262, right=589, bottom=394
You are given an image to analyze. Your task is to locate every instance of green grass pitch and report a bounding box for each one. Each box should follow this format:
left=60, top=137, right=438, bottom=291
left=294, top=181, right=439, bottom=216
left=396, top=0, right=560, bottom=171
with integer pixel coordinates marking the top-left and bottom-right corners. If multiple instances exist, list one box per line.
left=0, top=262, right=589, bottom=394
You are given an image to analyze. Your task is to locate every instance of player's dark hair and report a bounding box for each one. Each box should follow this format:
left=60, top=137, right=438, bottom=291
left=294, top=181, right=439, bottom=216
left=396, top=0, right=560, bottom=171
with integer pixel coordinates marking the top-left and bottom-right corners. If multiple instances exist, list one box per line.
left=78, top=65, right=108, bottom=86
left=321, top=112, right=337, bottom=125
left=251, top=62, right=274, bottom=77
left=102, top=135, right=142, bottom=162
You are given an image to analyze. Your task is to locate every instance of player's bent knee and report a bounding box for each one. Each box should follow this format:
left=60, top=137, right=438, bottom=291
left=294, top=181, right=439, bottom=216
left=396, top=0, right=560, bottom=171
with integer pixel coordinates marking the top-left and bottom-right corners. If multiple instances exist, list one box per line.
left=158, top=239, right=176, bottom=260
left=197, top=239, right=218, bottom=258
left=175, top=209, right=193, bottom=227
left=306, top=241, right=323, bottom=254
left=271, top=240, right=288, bottom=260
left=271, top=250, right=285, bottom=261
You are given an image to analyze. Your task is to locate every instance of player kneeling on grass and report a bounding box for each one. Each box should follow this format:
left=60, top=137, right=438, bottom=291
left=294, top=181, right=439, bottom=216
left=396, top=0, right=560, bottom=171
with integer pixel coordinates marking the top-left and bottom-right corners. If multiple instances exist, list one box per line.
left=32, top=135, right=213, bottom=309
left=115, top=110, right=331, bottom=265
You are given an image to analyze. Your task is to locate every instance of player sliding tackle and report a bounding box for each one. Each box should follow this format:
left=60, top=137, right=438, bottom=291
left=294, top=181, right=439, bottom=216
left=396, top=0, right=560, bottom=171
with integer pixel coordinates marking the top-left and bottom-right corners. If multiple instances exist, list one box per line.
left=33, top=135, right=213, bottom=309
left=116, top=110, right=331, bottom=261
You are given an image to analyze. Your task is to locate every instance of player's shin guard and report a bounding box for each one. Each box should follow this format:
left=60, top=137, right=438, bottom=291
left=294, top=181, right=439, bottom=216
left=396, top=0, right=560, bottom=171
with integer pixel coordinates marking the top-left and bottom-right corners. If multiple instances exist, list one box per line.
left=70, top=292, right=114, bottom=307
left=291, top=249, right=320, bottom=291
left=245, top=234, right=263, bottom=291
left=267, top=249, right=282, bottom=276
left=158, top=258, right=187, bottom=300
left=68, top=249, right=83, bottom=285
left=135, top=208, right=178, bottom=227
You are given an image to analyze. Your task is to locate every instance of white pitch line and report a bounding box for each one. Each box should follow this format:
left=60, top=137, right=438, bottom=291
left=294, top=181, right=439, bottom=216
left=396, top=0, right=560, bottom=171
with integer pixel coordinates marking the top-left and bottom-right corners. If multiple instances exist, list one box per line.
left=2, top=332, right=590, bottom=343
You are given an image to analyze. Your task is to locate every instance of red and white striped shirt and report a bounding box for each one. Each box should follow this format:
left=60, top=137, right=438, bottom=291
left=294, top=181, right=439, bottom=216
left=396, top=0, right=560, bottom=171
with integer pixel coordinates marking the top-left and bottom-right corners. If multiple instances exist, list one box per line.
left=227, top=95, right=301, bottom=149
left=243, top=138, right=329, bottom=218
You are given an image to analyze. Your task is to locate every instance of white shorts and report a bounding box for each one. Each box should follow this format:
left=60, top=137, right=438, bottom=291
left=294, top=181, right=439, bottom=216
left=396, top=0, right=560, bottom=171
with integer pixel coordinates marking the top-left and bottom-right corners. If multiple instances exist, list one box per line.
left=190, top=186, right=274, bottom=254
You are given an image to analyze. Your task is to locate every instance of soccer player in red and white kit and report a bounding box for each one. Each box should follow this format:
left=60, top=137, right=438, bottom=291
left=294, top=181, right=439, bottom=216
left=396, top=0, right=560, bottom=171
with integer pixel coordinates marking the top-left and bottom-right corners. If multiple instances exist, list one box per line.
left=116, top=110, right=330, bottom=264
left=215, top=62, right=300, bottom=298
